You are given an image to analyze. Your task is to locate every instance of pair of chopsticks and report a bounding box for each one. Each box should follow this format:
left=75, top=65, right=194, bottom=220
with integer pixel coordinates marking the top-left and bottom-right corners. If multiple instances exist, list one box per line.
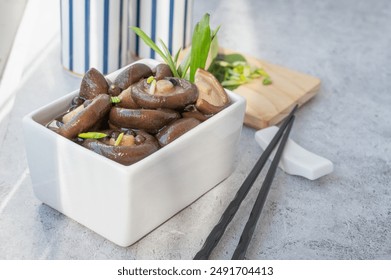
left=194, top=104, right=298, bottom=260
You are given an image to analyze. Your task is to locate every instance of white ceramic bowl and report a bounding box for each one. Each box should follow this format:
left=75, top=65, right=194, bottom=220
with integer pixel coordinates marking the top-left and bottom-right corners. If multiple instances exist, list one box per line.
left=23, top=59, right=246, bottom=247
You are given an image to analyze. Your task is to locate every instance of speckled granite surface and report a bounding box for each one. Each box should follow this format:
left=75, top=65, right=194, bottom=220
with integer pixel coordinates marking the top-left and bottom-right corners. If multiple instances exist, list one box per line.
left=0, top=0, right=390, bottom=259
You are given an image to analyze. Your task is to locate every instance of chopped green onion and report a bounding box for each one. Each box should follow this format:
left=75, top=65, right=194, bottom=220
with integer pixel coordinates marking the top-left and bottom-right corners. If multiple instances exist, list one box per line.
left=78, top=132, right=108, bottom=139
left=263, top=77, right=272, bottom=85
left=149, top=79, right=157, bottom=95
left=114, top=132, right=124, bottom=146
left=256, top=68, right=271, bottom=79
left=147, top=76, right=155, bottom=84
left=111, top=96, right=121, bottom=104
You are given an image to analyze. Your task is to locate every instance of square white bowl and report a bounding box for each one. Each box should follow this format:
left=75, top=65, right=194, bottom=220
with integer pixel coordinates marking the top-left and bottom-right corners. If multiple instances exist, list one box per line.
left=23, top=59, right=246, bottom=247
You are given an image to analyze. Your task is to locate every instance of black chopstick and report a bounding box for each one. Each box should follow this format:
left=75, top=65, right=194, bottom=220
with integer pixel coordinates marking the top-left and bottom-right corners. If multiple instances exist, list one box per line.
left=231, top=115, right=295, bottom=259
left=193, top=105, right=298, bottom=260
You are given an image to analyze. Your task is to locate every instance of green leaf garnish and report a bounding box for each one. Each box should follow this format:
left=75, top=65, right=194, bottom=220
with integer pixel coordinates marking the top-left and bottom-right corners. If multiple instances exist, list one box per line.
left=131, top=27, right=179, bottom=77
left=111, top=96, right=121, bottom=104
left=256, top=68, right=271, bottom=79
left=131, top=27, right=165, bottom=59
left=78, top=132, right=108, bottom=139
left=223, top=53, right=247, bottom=64
left=189, top=13, right=211, bottom=82
left=158, top=39, right=179, bottom=77
left=131, top=13, right=220, bottom=82
left=114, top=132, right=124, bottom=146
left=177, top=52, right=191, bottom=78
left=208, top=53, right=272, bottom=89
left=173, top=47, right=182, bottom=65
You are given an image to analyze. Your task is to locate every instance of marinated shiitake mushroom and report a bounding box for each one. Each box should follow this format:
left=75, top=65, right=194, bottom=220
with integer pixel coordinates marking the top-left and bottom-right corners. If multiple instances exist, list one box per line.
left=50, top=62, right=232, bottom=166
left=82, top=130, right=159, bottom=165
left=156, top=118, right=201, bottom=147
left=57, top=94, right=112, bottom=139
left=109, top=107, right=180, bottom=134
left=113, top=63, right=152, bottom=90
left=182, top=104, right=209, bottom=122
left=79, top=68, right=109, bottom=100
left=194, top=68, right=230, bottom=114
left=131, top=77, right=198, bottom=110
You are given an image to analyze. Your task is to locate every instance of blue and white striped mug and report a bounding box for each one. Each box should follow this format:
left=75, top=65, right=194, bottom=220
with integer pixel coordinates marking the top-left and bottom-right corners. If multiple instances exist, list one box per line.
left=135, top=0, right=194, bottom=60
left=60, top=0, right=194, bottom=75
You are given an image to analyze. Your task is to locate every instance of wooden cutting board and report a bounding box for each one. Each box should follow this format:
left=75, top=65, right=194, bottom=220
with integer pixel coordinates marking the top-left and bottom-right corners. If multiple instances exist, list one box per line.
left=179, top=47, right=320, bottom=129
left=218, top=49, right=321, bottom=129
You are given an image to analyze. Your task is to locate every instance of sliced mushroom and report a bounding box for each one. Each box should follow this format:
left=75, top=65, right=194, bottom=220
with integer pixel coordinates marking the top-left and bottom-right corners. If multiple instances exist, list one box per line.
left=109, top=107, right=180, bottom=134
left=79, top=68, right=109, bottom=100
left=57, top=94, right=112, bottom=139
left=194, top=68, right=230, bottom=115
left=82, top=130, right=159, bottom=165
left=156, top=118, right=201, bottom=146
left=113, top=63, right=153, bottom=90
left=131, top=77, right=198, bottom=110
left=154, top=63, right=173, bottom=80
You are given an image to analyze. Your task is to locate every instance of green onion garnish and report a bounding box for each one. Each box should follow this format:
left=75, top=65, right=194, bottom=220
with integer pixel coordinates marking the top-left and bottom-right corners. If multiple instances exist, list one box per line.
left=146, top=76, right=155, bottom=84
left=208, top=55, right=272, bottom=90
left=114, top=132, right=124, bottom=146
left=131, top=13, right=219, bottom=82
left=262, top=77, right=272, bottom=85
left=111, top=96, right=121, bottom=104
left=78, top=132, right=108, bottom=139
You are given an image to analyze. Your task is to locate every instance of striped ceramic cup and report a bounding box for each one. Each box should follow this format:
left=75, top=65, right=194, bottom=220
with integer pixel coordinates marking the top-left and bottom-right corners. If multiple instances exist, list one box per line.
left=60, top=0, right=136, bottom=75
left=60, top=0, right=193, bottom=75
left=135, top=0, right=194, bottom=60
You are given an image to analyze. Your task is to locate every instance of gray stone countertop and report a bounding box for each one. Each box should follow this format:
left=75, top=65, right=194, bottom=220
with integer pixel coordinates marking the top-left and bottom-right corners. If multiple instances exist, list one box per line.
left=0, top=0, right=390, bottom=259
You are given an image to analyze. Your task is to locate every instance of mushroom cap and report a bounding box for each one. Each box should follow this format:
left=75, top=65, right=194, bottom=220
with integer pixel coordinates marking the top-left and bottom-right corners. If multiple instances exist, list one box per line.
left=113, top=63, right=153, bottom=90
left=109, top=107, right=180, bottom=134
left=156, top=118, right=201, bottom=147
left=79, top=68, right=109, bottom=100
left=82, top=130, right=159, bottom=165
left=194, top=68, right=230, bottom=115
left=58, top=94, right=112, bottom=139
left=131, top=77, right=199, bottom=110
left=154, top=63, right=173, bottom=80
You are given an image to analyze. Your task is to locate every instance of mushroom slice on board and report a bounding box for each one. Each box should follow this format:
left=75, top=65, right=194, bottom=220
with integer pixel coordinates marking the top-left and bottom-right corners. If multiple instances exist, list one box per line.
left=194, top=68, right=230, bottom=115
